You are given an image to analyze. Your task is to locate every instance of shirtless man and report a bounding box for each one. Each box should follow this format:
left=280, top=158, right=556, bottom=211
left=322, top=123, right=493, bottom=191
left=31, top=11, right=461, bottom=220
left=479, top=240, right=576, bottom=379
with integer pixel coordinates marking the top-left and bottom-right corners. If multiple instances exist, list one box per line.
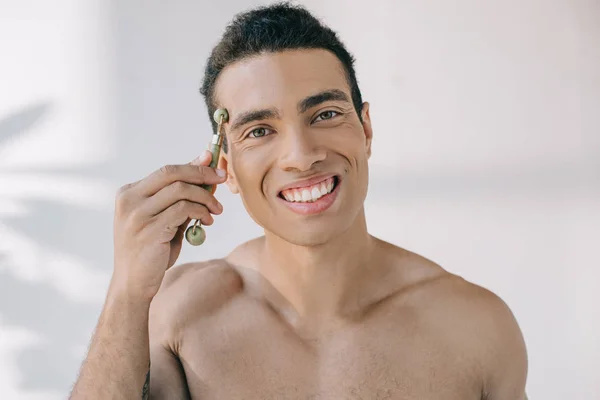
left=70, top=3, right=528, bottom=399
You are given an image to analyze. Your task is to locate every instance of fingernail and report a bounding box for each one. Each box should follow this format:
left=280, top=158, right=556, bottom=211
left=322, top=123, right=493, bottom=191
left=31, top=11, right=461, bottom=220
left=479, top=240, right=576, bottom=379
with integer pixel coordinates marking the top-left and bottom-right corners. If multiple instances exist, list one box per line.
left=216, top=169, right=226, bottom=177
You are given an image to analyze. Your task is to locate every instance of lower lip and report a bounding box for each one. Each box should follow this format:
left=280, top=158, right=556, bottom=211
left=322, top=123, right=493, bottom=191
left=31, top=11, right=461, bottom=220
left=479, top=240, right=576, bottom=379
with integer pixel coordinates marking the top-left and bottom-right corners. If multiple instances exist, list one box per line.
left=279, top=179, right=341, bottom=216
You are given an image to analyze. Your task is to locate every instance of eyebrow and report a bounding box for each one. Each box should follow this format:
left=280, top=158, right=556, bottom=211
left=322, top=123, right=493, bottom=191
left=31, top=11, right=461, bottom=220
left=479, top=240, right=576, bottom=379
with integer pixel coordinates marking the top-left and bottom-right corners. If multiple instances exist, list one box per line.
left=297, top=89, right=351, bottom=113
left=228, top=89, right=351, bottom=133
left=229, top=108, right=281, bottom=132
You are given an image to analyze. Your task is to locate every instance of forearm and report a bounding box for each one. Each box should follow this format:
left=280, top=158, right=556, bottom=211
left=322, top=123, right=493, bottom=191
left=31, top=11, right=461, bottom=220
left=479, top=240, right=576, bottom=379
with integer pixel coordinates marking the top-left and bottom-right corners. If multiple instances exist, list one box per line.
left=70, top=281, right=152, bottom=399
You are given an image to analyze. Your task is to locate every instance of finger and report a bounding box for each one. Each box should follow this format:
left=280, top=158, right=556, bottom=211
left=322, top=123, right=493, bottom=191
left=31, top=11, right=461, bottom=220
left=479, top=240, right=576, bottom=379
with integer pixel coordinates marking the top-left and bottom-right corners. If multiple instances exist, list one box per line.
left=193, top=150, right=223, bottom=195
left=170, top=223, right=186, bottom=249
left=135, top=158, right=227, bottom=197
left=190, top=150, right=212, bottom=166
left=171, top=200, right=214, bottom=226
left=172, top=217, right=192, bottom=244
left=151, top=200, right=214, bottom=237
left=140, top=181, right=223, bottom=217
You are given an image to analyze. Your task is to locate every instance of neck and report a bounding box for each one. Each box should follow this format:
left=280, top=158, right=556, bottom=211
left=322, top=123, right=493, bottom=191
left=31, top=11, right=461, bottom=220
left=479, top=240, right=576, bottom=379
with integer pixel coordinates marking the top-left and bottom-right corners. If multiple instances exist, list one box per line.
left=258, top=209, right=377, bottom=321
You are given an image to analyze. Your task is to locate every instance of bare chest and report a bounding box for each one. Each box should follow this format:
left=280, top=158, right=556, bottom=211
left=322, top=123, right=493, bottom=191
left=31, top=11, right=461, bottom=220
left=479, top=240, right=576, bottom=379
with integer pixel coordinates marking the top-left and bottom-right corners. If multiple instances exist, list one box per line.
left=176, top=300, right=482, bottom=399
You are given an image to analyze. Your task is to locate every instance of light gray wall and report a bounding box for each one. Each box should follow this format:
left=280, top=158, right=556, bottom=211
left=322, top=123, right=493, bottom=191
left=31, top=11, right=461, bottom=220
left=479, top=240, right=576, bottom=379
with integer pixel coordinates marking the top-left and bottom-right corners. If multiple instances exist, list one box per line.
left=0, top=0, right=598, bottom=398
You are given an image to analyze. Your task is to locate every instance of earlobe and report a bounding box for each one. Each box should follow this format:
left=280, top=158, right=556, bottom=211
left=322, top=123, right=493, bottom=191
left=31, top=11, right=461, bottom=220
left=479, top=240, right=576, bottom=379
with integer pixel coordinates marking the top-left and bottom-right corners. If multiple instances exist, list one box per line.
left=361, top=102, right=373, bottom=159
left=217, top=153, right=239, bottom=194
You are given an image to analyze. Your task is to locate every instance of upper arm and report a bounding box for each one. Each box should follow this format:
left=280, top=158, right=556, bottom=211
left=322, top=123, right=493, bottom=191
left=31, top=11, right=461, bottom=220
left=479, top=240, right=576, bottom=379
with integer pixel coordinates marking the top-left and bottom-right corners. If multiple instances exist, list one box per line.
left=147, top=266, right=193, bottom=400
left=148, top=343, right=191, bottom=400
left=476, top=289, right=528, bottom=400
left=428, top=277, right=528, bottom=400
left=145, top=261, right=242, bottom=399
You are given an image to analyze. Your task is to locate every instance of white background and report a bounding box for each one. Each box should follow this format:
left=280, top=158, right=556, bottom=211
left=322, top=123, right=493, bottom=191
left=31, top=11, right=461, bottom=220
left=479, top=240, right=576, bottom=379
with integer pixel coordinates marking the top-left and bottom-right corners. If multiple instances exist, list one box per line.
left=0, top=0, right=598, bottom=398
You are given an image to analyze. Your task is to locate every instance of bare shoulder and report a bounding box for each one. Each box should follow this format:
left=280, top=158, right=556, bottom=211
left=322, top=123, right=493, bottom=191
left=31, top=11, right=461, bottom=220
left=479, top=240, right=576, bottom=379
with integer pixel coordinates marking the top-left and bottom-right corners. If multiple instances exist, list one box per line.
left=425, top=273, right=526, bottom=348
left=383, top=242, right=524, bottom=344
left=148, top=236, right=264, bottom=339
left=148, top=258, right=243, bottom=345
left=436, top=277, right=528, bottom=397
left=391, top=247, right=527, bottom=397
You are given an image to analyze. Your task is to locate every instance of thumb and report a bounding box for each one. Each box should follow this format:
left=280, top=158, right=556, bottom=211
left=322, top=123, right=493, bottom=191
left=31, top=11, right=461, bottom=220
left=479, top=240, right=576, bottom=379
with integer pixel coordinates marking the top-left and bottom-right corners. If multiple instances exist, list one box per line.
left=190, top=150, right=212, bottom=166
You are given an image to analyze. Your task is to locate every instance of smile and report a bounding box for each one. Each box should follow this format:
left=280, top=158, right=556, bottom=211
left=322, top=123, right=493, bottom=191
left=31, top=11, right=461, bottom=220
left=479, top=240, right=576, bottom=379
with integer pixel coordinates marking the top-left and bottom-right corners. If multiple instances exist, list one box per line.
left=279, top=176, right=338, bottom=203
left=277, top=176, right=341, bottom=216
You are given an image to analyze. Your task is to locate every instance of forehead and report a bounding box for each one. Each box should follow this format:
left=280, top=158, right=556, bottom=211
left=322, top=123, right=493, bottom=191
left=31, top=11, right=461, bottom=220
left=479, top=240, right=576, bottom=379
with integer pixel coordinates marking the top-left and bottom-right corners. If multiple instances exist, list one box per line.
left=214, top=49, right=350, bottom=114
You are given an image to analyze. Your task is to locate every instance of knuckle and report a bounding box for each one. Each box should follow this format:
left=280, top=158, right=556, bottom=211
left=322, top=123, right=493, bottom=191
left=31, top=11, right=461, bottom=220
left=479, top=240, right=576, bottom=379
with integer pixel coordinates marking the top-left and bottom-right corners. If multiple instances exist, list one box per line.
left=115, top=184, right=133, bottom=211
left=116, top=183, right=134, bottom=199
left=159, top=164, right=177, bottom=176
left=173, top=199, right=188, bottom=213
left=127, top=208, right=150, bottom=232
left=117, top=183, right=132, bottom=195
left=197, top=165, right=207, bottom=179
left=163, top=222, right=179, bottom=235
left=171, top=180, right=187, bottom=194
left=128, top=208, right=142, bottom=224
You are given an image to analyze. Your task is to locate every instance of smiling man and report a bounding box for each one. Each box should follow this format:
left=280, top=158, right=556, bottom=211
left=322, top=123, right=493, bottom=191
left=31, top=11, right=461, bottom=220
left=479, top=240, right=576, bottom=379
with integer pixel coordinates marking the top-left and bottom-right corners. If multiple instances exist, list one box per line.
left=70, top=3, right=527, bottom=399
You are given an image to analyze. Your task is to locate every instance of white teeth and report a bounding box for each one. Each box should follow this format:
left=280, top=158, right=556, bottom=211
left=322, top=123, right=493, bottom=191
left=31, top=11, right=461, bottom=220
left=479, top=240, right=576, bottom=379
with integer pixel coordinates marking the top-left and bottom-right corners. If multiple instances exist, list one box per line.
left=281, top=178, right=337, bottom=203
left=311, top=187, right=321, bottom=200
left=302, top=189, right=311, bottom=202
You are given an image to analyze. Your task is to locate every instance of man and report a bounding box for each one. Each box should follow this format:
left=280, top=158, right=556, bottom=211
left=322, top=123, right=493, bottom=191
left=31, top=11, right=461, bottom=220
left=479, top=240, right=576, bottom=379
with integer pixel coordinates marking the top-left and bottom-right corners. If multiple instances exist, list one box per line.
left=70, top=3, right=527, bottom=399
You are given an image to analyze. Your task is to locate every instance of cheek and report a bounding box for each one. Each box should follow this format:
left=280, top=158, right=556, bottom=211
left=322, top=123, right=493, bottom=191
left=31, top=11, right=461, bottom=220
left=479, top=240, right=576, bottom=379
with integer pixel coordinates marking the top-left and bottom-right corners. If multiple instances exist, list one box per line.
left=329, top=120, right=366, bottom=147
left=229, top=150, right=276, bottom=227
left=230, top=149, right=271, bottom=196
left=327, top=125, right=368, bottom=168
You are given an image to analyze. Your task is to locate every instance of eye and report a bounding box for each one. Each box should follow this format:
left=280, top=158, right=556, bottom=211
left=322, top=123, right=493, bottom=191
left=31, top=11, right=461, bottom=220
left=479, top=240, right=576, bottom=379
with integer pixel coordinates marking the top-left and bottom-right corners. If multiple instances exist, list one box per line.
left=313, top=110, right=340, bottom=122
left=248, top=127, right=273, bottom=138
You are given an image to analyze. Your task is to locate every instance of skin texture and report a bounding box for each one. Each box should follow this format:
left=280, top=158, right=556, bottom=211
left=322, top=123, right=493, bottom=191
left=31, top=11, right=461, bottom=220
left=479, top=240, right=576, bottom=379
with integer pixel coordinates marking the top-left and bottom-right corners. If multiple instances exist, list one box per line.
left=146, top=49, right=528, bottom=399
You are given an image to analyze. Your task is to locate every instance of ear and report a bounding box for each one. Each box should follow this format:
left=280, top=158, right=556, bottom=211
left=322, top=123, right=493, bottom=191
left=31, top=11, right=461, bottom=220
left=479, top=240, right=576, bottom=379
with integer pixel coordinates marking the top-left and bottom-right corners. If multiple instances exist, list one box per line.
left=360, top=102, right=373, bottom=159
left=217, top=150, right=239, bottom=194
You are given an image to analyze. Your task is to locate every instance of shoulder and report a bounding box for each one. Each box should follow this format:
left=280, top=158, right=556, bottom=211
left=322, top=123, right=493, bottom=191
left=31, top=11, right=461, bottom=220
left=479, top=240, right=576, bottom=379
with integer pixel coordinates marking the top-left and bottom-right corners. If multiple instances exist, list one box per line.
left=456, top=280, right=527, bottom=396
left=447, top=279, right=528, bottom=397
left=426, top=274, right=525, bottom=345
left=385, top=245, right=525, bottom=352
left=159, top=258, right=243, bottom=300
left=409, top=268, right=527, bottom=396
left=384, top=244, right=527, bottom=396
left=148, top=259, right=243, bottom=345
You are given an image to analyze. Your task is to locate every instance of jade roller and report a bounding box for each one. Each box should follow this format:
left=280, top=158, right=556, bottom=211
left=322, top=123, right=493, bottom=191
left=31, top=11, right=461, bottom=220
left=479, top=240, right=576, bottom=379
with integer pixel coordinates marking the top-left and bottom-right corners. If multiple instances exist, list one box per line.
left=185, top=108, right=229, bottom=246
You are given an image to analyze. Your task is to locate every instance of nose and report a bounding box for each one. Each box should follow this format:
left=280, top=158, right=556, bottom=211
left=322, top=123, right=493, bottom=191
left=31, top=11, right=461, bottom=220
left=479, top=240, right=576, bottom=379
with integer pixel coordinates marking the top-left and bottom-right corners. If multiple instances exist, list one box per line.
left=277, top=129, right=326, bottom=172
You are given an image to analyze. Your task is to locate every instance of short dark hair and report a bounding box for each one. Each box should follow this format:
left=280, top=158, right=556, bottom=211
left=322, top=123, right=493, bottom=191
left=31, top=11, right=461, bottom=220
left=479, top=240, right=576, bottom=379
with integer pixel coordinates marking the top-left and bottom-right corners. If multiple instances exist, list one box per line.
left=200, top=2, right=364, bottom=151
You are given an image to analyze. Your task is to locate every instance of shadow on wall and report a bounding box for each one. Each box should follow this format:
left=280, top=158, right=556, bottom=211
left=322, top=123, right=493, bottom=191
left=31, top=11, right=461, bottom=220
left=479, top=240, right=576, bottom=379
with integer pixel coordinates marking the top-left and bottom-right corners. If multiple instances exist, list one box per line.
left=0, top=104, right=49, bottom=144
left=0, top=104, right=114, bottom=395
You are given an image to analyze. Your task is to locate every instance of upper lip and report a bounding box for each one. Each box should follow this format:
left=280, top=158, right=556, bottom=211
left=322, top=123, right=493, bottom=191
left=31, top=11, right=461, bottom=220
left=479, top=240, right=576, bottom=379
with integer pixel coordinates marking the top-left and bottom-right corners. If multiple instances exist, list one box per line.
left=278, top=173, right=337, bottom=193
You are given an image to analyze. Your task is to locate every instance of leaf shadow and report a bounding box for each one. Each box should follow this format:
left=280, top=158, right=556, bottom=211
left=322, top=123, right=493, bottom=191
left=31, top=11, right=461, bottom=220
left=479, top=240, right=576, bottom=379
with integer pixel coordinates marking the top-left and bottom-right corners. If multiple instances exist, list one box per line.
left=0, top=271, right=100, bottom=393
left=0, top=104, right=114, bottom=394
left=0, top=102, right=52, bottom=144
left=3, top=199, right=114, bottom=270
